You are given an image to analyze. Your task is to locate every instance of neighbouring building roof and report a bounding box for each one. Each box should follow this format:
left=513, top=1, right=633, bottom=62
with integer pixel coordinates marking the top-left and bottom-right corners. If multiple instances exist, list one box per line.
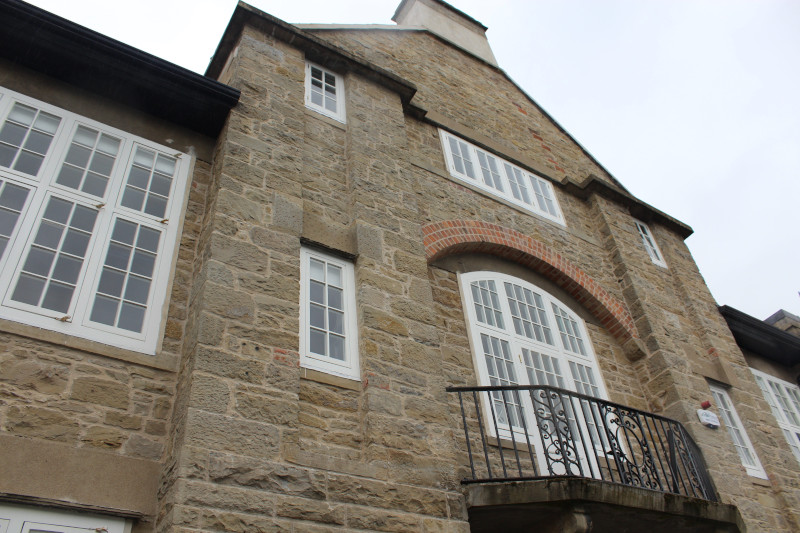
left=720, top=305, right=800, bottom=367
left=0, top=0, right=240, bottom=137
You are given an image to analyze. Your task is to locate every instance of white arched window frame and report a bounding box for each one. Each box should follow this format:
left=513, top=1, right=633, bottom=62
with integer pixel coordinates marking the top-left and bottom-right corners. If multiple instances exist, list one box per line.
left=459, top=271, right=611, bottom=469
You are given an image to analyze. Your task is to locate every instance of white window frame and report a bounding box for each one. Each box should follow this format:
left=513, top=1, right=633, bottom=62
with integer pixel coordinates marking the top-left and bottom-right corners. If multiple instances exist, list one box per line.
left=709, top=383, right=767, bottom=479
left=459, top=271, right=610, bottom=474
left=634, top=219, right=667, bottom=268
left=0, top=503, right=130, bottom=533
left=0, top=86, right=191, bottom=354
left=304, top=61, right=346, bottom=123
left=439, top=130, right=565, bottom=225
left=299, top=246, right=359, bottom=380
left=751, top=368, right=800, bottom=467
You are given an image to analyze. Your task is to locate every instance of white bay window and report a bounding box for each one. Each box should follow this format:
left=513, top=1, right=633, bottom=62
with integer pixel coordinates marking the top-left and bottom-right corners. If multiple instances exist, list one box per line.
left=0, top=87, right=190, bottom=354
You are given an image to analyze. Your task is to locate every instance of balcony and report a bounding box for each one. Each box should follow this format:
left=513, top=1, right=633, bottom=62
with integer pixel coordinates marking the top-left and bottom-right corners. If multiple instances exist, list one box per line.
left=447, top=384, right=745, bottom=533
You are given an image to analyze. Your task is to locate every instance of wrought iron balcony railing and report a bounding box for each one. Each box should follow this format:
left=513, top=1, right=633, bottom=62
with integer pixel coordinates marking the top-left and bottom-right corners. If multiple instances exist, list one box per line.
left=447, top=384, right=717, bottom=501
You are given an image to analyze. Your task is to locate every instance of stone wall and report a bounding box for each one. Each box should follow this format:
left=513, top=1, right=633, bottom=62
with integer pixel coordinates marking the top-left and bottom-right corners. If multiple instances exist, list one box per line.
left=155, top=16, right=800, bottom=533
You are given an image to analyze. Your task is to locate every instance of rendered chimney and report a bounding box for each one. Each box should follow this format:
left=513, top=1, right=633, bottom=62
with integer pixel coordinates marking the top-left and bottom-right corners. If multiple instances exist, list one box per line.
left=392, top=0, right=498, bottom=66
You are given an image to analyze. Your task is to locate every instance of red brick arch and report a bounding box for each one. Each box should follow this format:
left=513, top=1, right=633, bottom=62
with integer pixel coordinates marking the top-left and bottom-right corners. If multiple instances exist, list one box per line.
left=422, top=220, right=639, bottom=344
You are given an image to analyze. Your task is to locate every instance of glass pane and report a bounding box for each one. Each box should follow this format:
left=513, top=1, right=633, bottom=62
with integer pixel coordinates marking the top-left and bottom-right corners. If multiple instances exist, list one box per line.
left=33, top=220, right=64, bottom=249
left=118, top=302, right=146, bottom=332
left=124, top=275, right=151, bottom=304
left=133, top=147, right=155, bottom=167
left=0, top=209, right=20, bottom=237
left=154, top=154, right=176, bottom=175
left=81, top=172, right=108, bottom=197
left=112, top=219, right=137, bottom=245
left=309, top=280, right=324, bottom=304
left=98, top=267, right=125, bottom=297
left=52, top=254, right=82, bottom=284
left=89, top=152, right=115, bottom=175
left=14, top=151, right=44, bottom=175
left=329, top=334, right=345, bottom=360
left=150, top=174, right=172, bottom=196
left=73, top=125, right=98, bottom=146
left=65, top=143, right=91, bottom=167
left=127, top=166, right=150, bottom=188
left=97, top=134, right=121, bottom=155
left=328, top=286, right=343, bottom=310
left=310, top=328, right=326, bottom=355
left=121, top=187, right=145, bottom=211
left=310, top=303, right=325, bottom=328
left=310, top=258, right=325, bottom=281
left=11, top=272, right=45, bottom=305
left=329, top=309, right=344, bottom=334
left=34, top=112, right=61, bottom=134
left=70, top=205, right=98, bottom=232
left=130, top=250, right=156, bottom=277
left=106, top=242, right=131, bottom=270
left=144, top=194, right=167, bottom=217
left=41, top=281, right=74, bottom=313
left=0, top=122, right=26, bottom=145
left=0, top=144, right=15, bottom=167
left=90, top=294, right=118, bottom=326
left=8, top=103, right=36, bottom=125
left=137, top=227, right=161, bottom=252
left=23, top=130, right=52, bottom=154
left=23, top=247, right=55, bottom=276
left=56, top=165, right=83, bottom=189
left=327, top=264, right=342, bottom=287
left=311, top=92, right=323, bottom=106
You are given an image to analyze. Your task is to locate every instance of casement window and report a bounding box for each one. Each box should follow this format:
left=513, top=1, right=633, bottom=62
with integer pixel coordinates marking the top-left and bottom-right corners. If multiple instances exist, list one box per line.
left=460, top=271, right=608, bottom=465
left=751, top=368, right=800, bottom=466
left=305, top=62, right=345, bottom=123
left=299, top=247, right=359, bottom=379
left=634, top=220, right=667, bottom=268
left=439, top=131, right=564, bottom=224
left=0, top=503, right=129, bottom=533
left=0, top=87, right=191, bottom=354
left=709, top=383, right=767, bottom=478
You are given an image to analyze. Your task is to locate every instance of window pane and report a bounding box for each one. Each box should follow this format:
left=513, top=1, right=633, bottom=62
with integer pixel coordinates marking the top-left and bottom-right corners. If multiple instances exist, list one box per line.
left=41, top=281, right=74, bottom=313
left=118, top=302, right=146, bottom=332
left=124, top=275, right=151, bottom=305
left=329, top=334, right=345, bottom=360
left=98, top=267, right=125, bottom=297
left=310, top=303, right=325, bottom=329
left=90, top=294, right=118, bottom=325
left=310, top=328, right=326, bottom=356
left=11, top=272, right=46, bottom=306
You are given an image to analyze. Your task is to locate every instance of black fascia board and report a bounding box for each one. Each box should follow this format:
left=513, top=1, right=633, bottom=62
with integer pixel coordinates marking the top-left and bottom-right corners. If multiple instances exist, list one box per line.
left=719, top=305, right=800, bottom=367
left=207, top=2, right=417, bottom=105
left=0, top=0, right=240, bottom=137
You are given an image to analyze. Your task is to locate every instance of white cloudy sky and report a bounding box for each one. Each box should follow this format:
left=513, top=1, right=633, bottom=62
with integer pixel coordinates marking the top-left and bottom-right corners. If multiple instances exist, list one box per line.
left=26, top=0, right=800, bottom=320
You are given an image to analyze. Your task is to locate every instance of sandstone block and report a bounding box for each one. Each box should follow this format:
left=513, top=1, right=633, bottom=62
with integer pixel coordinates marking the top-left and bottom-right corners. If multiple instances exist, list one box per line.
left=185, top=410, right=280, bottom=458
left=209, top=454, right=326, bottom=499
left=71, top=377, right=129, bottom=409
left=5, top=405, right=79, bottom=441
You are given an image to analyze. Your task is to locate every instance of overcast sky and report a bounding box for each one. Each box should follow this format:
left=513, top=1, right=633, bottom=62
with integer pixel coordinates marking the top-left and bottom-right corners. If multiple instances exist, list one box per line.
left=25, top=0, right=800, bottom=320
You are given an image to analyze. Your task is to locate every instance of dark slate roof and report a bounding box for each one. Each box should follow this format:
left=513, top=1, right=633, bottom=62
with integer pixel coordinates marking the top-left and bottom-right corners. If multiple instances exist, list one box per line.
left=0, top=0, right=239, bottom=137
left=720, top=305, right=800, bottom=367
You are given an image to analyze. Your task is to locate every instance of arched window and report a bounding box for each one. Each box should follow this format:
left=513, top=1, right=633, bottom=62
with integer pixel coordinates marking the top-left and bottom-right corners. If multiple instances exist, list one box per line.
left=459, top=271, right=611, bottom=472
left=461, top=271, right=607, bottom=402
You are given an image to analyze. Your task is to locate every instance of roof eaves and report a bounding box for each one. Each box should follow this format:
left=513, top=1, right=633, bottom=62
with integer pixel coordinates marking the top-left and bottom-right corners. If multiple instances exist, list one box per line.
left=207, top=2, right=417, bottom=105
left=719, top=305, right=800, bottom=367
left=0, top=0, right=239, bottom=137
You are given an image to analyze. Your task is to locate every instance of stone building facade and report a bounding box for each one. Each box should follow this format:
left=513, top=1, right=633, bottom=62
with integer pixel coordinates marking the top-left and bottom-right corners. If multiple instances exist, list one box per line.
left=1, top=0, right=799, bottom=532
